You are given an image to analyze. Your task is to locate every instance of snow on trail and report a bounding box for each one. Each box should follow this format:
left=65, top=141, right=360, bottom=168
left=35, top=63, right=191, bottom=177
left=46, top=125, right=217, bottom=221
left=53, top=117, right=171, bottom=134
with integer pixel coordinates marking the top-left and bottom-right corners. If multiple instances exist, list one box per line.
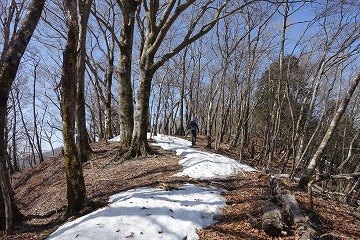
left=48, top=184, right=223, bottom=240
left=153, top=134, right=256, bottom=179
left=47, top=134, right=256, bottom=240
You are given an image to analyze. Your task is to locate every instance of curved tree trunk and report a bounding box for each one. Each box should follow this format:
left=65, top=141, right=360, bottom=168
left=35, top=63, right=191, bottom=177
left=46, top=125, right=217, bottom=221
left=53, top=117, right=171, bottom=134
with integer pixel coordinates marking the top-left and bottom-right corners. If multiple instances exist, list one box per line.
left=298, top=71, right=360, bottom=189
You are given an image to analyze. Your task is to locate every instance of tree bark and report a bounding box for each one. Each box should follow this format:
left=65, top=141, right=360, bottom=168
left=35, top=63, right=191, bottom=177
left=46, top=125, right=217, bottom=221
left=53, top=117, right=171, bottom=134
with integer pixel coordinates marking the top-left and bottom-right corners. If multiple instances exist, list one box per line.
left=104, top=52, right=114, bottom=140
left=116, top=0, right=140, bottom=147
left=0, top=160, right=12, bottom=233
left=61, top=0, right=87, bottom=216
left=261, top=202, right=285, bottom=237
left=76, top=0, right=93, bottom=163
left=128, top=66, right=154, bottom=157
left=175, top=47, right=188, bottom=136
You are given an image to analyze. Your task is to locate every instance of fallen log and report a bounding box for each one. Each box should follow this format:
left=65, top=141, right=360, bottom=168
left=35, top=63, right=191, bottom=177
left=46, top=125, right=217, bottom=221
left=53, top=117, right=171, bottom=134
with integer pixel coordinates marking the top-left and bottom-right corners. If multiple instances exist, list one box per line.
left=263, top=177, right=317, bottom=239
left=270, top=178, right=308, bottom=224
left=261, top=202, right=285, bottom=237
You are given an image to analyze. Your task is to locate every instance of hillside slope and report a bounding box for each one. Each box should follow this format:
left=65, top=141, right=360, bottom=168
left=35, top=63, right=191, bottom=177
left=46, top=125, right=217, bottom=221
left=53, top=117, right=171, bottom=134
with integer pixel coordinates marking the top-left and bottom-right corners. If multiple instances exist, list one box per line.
left=5, top=137, right=360, bottom=239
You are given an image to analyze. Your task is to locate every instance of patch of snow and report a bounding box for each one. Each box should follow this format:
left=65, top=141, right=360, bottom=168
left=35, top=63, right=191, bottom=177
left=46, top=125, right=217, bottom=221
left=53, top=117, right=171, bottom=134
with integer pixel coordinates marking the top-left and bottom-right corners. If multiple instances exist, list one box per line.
left=48, top=134, right=256, bottom=240
left=47, top=184, right=224, bottom=240
left=152, top=134, right=257, bottom=179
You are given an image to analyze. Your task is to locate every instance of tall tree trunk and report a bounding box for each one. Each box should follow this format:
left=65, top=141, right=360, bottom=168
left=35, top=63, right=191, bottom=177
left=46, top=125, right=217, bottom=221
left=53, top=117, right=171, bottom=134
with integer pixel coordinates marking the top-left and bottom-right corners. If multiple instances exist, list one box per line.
left=298, top=71, right=360, bottom=189
left=117, top=0, right=140, bottom=147
left=0, top=0, right=45, bottom=233
left=87, top=65, right=105, bottom=140
left=0, top=159, right=12, bottom=233
left=62, top=0, right=87, bottom=216
left=104, top=52, right=114, bottom=140
left=95, top=87, right=104, bottom=140
left=175, top=47, right=188, bottom=136
left=205, top=76, right=222, bottom=148
left=76, top=0, right=93, bottom=163
left=127, top=66, right=154, bottom=157
left=32, top=61, right=45, bottom=163
left=0, top=108, right=15, bottom=232
left=10, top=91, right=18, bottom=172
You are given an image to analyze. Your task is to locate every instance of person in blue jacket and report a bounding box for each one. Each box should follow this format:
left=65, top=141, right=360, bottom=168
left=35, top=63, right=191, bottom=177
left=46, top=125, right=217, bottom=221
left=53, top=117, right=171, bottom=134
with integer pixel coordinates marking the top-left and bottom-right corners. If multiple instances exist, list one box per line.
left=187, top=118, right=199, bottom=146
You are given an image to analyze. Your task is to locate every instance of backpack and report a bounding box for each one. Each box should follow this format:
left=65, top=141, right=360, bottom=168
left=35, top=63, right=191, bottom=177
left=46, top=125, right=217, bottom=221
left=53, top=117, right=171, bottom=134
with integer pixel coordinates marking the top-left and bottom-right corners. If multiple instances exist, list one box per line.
left=189, top=120, right=196, bottom=130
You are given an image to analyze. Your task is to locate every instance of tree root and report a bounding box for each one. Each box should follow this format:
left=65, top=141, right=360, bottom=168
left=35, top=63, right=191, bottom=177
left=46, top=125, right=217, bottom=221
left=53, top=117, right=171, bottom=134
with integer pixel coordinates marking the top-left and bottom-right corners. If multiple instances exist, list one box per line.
left=109, top=140, right=157, bottom=164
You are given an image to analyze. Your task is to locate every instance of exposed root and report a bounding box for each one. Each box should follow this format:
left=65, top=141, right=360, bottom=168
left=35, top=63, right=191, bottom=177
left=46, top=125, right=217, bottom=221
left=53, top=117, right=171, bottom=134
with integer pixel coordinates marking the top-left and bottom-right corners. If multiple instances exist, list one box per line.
left=108, top=140, right=157, bottom=164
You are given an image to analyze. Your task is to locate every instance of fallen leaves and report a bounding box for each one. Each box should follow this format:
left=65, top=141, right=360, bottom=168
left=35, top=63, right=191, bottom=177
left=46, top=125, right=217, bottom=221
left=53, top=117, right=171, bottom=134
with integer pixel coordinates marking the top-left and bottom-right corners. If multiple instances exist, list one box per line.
left=7, top=140, right=360, bottom=240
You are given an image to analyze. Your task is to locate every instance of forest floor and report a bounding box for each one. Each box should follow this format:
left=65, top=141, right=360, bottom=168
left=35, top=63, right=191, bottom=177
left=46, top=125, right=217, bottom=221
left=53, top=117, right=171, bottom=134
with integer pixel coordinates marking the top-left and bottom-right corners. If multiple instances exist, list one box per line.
left=3, top=135, right=360, bottom=240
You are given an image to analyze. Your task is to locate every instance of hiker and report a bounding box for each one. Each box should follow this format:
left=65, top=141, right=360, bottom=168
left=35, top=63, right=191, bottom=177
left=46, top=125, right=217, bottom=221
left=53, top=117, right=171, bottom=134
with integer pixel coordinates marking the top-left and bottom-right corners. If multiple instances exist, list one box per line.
left=187, top=118, right=199, bottom=146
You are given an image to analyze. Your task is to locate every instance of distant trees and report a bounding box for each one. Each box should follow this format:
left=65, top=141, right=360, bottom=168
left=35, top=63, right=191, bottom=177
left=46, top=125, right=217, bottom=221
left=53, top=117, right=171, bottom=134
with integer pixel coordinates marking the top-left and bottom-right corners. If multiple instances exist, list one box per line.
left=87, top=0, right=119, bottom=141
left=253, top=56, right=308, bottom=166
left=0, top=0, right=46, bottom=233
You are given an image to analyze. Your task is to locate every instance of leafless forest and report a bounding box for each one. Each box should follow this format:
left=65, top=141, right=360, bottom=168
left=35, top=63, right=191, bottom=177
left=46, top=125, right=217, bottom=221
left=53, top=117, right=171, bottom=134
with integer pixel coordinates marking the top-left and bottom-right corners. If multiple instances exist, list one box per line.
left=0, top=0, right=359, bottom=236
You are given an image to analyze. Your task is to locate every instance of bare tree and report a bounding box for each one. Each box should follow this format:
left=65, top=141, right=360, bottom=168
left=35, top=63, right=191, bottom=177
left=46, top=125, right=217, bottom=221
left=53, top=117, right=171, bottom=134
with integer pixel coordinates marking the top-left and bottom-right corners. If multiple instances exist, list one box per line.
left=298, top=71, right=360, bottom=189
left=9, top=90, right=19, bottom=172
left=125, top=0, right=241, bottom=158
left=76, top=0, right=93, bottom=163
left=0, top=0, right=45, bottom=233
left=115, top=0, right=140, bottom=147
left=15, top=88, right=37, bottom=166
left=90, top=0, right=117, bottom=140
left=292, top=0, right=360, bottom=177
left=265, top=0, right=289, bottom=171
left=225, top=2, right=277, bottom=156
left=60, top=0, right=87, bottom=216
left=32, top=61, right=45, bottom=163
left=174, top=47, right=189, bottom=136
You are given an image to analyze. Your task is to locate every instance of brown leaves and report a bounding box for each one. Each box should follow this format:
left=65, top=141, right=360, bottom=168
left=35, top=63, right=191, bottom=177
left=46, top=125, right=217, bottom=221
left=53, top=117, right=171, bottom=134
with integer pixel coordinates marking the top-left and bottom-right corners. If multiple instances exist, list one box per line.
left=9, top=140, right=360, bottom=240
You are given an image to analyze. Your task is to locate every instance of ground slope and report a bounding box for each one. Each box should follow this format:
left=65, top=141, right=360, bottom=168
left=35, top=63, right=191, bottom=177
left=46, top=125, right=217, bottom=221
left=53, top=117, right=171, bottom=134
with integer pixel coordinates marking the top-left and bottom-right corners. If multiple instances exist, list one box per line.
left=4, top=137, right=360, bottom=239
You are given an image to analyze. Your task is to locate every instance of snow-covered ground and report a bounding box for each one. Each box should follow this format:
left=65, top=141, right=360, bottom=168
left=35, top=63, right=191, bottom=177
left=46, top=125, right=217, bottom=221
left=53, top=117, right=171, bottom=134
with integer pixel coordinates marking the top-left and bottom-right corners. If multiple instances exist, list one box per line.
left=153, top=134, right=256, bottom=179
left=47, top=134, right=256, bottom=240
